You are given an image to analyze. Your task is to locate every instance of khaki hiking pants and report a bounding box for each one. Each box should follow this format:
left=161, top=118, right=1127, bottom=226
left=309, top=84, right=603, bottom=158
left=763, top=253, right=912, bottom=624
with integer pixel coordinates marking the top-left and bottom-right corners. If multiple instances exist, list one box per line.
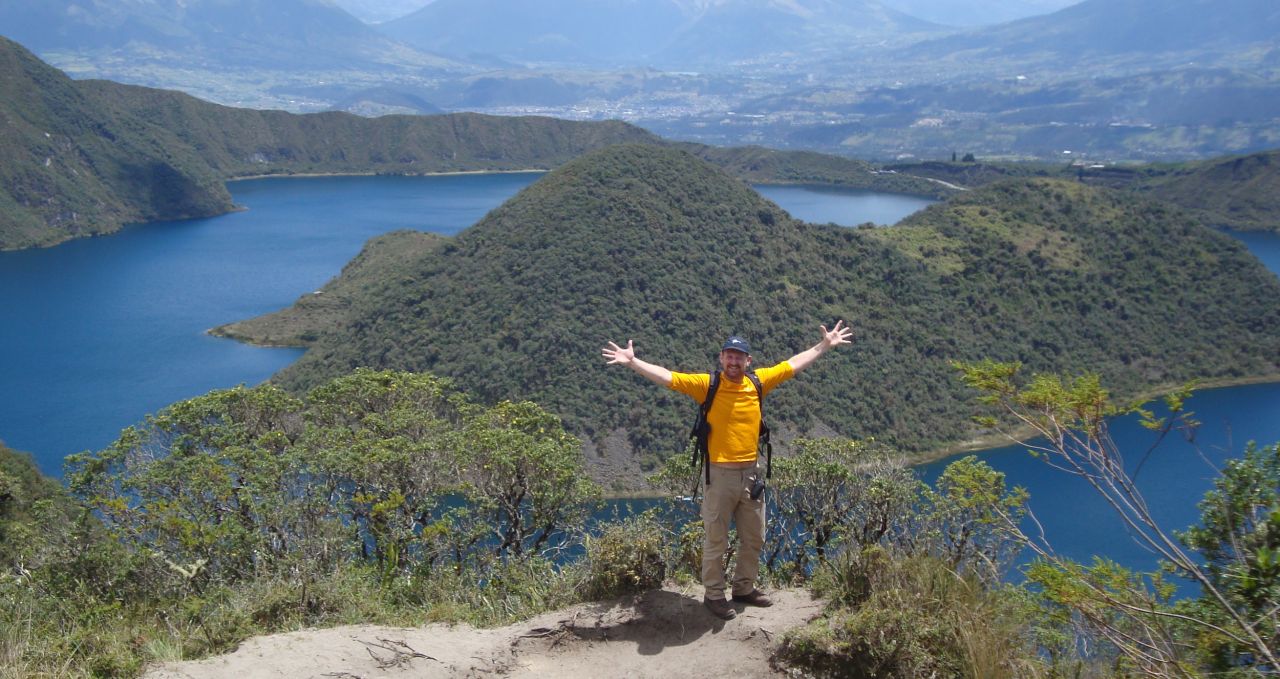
left=701, top=464, right=765, bottom=601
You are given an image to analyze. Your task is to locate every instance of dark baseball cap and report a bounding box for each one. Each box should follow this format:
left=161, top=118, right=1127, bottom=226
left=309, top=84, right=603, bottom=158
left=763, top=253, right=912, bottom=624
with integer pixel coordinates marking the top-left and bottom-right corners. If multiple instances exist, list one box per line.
left=722, top=336, right=751, bottom=354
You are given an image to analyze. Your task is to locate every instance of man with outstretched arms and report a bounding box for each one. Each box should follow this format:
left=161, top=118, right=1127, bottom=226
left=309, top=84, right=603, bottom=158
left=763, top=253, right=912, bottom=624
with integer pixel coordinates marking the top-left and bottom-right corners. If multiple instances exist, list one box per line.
left=602, top=321, right=852, bottom=620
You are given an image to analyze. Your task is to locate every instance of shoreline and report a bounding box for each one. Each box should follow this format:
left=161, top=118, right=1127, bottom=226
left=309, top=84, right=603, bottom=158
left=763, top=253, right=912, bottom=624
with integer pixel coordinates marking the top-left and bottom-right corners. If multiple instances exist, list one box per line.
left=600, top=371, right=1280, bottom=500
left=205, top=325, right=310, bottom=348
left=224, top=170, right=951, bottom=202
left=225, top=168, right=549, bottom=182
left=861, top=371, right=1280, bottom=470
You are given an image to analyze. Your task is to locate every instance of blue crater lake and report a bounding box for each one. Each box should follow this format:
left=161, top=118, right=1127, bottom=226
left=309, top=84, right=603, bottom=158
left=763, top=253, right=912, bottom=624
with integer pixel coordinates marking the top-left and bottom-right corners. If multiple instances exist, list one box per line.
left=1, top=173, right=1277, bottom=579
left=0, top=173, right=543, bottom=473
left=0, top=174, right=934, bottom=474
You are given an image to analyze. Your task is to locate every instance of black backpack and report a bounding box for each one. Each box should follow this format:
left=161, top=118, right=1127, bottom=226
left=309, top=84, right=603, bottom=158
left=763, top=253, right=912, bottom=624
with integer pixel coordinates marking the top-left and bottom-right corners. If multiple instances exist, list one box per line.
left=688, top=369, right=773, bottom=488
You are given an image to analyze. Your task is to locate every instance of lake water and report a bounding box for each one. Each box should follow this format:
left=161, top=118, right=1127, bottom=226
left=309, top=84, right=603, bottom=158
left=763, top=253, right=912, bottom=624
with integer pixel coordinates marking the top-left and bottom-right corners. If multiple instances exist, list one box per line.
left=754, top=184, right=934, bottom=226
left=0, top=173, right=543, bottom=473
left=0, top=174, right=934, bottom=474
left=921, top=381, right=1280, bottom=577
left=1, top=173, right=1276, bottom=579
left=920, top=228, right=1280, bottom=576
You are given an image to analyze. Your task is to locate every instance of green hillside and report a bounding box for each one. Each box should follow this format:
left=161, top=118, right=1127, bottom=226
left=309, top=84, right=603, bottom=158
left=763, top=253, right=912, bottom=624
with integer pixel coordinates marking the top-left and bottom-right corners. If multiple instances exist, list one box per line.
left=1130, top=150, right=1280, bottom=232
left=0, top=36, right=233, bottom=249
left=251, top=144, right=1280, bottom=483
left=892, top=150, right=1280, bottom=233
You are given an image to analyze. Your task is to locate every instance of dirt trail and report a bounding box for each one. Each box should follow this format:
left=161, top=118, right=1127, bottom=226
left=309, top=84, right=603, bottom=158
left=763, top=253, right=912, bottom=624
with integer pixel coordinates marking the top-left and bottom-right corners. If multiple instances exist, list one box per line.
left=146, top=584, right=824, bottom=678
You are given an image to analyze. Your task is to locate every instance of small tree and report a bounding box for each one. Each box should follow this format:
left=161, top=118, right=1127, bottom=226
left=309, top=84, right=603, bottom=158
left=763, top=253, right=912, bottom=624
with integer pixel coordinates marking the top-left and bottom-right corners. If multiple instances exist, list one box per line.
left=760, top=437, right=1023, bottom=585
left=918, top=455, right=1027, bottom=585
left=1177, top=441, right=1280, bottom=671
left=303, top=368, right=461, bottom=571
left=66, top=384, right=312, bottom=591
left=956, top=359, right=1279, bottom=674
left=767, top=437, right=919, bottom=579
left=448, top=400, right=601, bottom=563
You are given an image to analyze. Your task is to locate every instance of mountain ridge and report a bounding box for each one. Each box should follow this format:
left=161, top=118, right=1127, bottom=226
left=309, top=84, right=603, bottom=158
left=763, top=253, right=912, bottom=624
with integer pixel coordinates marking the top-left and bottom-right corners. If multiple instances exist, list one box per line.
left=0, top=36, right=945, bottom=250
left=0, top=0, right=458, bottom=71
left=383, top=0, right=941, bottom=69
left=0, top=36, right=234, bottom=248
left=905, top=0, right=1280, bottom=62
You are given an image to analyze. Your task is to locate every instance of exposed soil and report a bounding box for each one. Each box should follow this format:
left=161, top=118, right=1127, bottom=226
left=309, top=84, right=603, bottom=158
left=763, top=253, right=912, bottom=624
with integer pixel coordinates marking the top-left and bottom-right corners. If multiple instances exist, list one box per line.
left=145, top=584, right=824, bottom=678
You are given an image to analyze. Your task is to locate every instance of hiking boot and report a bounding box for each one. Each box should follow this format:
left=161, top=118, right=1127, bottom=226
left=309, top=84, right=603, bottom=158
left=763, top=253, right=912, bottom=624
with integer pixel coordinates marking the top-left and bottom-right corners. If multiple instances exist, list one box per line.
left=703, top=597, right=736, bottom=620
left=732, top=589, right=773, bottom=607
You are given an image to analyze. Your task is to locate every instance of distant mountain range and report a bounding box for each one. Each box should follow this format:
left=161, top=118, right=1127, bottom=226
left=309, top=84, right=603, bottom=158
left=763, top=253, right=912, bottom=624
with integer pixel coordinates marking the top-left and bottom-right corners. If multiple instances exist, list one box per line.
left=381, top=0, right=941, bottom=68
left=8, top=0, right=1254, bottom=73
left=331, top=0, right=1080, bottom=29
left=1, top=0, right=1276, bottom=161
left=0, top=0, right=461, bottom=72
left=329, top=0, right=436, bottom=25
left=878, top=0, right=1079, bottom=27
left=905, top=0, right=1280, bottom=63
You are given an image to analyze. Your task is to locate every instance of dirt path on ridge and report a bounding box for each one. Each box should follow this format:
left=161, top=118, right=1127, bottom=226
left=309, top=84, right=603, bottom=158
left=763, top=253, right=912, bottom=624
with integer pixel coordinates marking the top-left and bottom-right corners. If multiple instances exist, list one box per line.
left=145, top=584, right=825, bottom=678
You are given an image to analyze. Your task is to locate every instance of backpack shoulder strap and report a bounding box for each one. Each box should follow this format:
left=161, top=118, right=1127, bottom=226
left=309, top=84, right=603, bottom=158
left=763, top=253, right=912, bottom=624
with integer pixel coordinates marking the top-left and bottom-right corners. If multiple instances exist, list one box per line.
left=702, top=371, right=721, bottom=485
left=701, top=370, right=722, bottom=414
left=745, top=370, right=774, bottom=479
left=690, top=370, right=721, bottom=489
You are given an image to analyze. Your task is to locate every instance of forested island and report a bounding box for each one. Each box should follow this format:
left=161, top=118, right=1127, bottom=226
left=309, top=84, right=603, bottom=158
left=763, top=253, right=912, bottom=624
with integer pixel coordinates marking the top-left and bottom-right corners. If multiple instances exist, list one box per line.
left=216, top=144, right=1280, bottom=489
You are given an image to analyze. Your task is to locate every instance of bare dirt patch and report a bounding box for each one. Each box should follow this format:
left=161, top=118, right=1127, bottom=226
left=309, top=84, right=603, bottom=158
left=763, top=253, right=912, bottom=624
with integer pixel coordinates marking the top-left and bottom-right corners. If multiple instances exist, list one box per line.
left=145, top=584, right=824, bottom=678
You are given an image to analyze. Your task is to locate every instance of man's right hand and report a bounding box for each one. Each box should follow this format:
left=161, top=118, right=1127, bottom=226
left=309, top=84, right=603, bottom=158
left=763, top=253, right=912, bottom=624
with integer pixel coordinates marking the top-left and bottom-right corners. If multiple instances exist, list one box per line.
left=602, top=339, right=636, bottom=365
left=602, top=339, right=672, bottom=386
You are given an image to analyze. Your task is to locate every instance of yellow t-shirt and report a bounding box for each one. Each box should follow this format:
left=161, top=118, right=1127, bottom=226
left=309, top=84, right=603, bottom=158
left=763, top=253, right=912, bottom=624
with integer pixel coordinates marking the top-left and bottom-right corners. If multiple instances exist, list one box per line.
left=669, top=362, right=794, bottom=464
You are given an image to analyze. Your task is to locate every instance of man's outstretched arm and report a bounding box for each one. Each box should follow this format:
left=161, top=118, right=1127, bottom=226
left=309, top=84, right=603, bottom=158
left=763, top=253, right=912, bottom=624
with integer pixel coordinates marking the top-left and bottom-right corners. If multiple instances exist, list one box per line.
left=787, top=320, right=853, bottom=374
left=603, top=339, right=673, bottom=387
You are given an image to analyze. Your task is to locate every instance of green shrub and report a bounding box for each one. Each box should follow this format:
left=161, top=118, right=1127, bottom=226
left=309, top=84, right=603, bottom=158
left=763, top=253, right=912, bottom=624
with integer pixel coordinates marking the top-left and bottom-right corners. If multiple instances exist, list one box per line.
left=400, top=557, right=577, bottom=627
left=781, top=549, right=1046, bottom=679
left=767, top=437, right=920, bottom=580
left=580, top=512, right=667, bottom=599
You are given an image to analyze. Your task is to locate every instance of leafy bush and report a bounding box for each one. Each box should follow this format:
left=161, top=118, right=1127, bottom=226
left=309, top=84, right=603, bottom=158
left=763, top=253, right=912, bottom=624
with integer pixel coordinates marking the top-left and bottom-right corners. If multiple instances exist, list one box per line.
left=767, top=437, right=920, bottom=580
left=915, top=455, right=1027, bottom=584
left=63, top=370, right=602, bottom=592
left=579, top=511, right=668, bottom=600
left=782, top=549, right=1046, bottom=679
left=0, top=369, right=605, bottom=674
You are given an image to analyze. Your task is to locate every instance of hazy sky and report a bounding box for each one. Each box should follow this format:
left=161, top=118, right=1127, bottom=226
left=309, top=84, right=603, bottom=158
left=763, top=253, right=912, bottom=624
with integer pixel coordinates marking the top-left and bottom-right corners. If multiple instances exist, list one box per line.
left=330, top=0, right=1083, bottom=28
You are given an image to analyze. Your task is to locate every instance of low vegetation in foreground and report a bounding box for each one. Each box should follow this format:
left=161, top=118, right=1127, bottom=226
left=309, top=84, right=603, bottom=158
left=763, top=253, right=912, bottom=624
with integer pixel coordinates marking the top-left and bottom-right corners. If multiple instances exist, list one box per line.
left=3, top=366, right=1277, bottom=677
